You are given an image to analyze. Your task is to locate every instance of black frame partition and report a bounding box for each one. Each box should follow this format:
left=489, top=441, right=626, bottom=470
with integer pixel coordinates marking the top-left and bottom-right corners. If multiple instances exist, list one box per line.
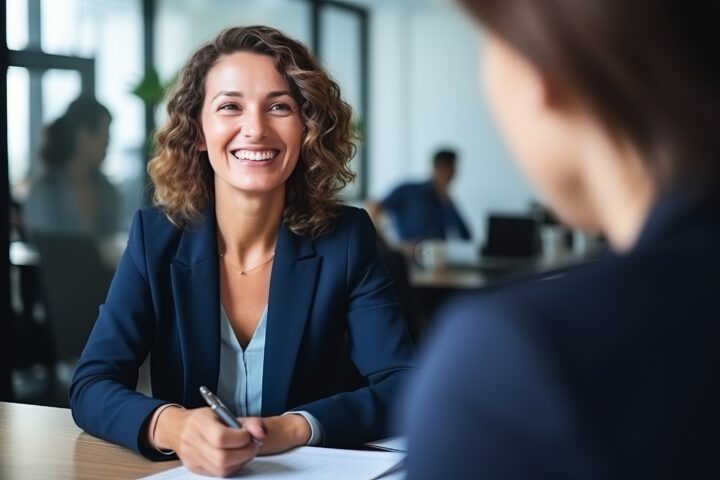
left=1, top=0, right=13, bottom=402
left=311, top=0, right=369, bottom=200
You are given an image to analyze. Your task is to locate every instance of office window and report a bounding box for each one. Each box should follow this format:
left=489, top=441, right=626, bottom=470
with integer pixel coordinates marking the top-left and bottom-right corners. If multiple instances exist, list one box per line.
left=41, top=69, right=83, bottom=124
left=8, top=0, right=145, bottom=225
left=7, top=67, right=30, bottom=186
left=6, top=0, right=29, bottom=51
left=6, top=0, right=145, bottom=406
left=318, top=4, right=366, bottom=199
left=154, top=0, right=311, bottom=126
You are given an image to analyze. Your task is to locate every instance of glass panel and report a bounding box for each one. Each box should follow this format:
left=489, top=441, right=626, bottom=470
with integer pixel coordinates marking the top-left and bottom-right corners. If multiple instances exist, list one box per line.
left=6, top=0, right=29, bottom=51
left=155, top=0, right=311, bottom=124
left=320, top=6, right=363, bottom=199
left=41, top=69, right=82, bottom=123
left=7, top=67, right=30, bottom=187
left=8, top=0, right=144, bottom=407
left=320, top=7, right=361, bottom=111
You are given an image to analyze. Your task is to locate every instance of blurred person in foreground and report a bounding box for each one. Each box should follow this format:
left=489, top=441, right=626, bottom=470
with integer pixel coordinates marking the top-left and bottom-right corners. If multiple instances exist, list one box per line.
left=368, top=149, right=471, bottom=244
left=405, top=1, right=720, bottom=478
left=70, top=25, right=415, bottom=477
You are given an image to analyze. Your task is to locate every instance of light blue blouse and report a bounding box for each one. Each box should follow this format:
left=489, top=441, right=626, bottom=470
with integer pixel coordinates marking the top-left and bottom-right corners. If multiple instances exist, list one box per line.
left=218, top=305, right=267, bottom=417
left=217, top=305, right=323, bottom=445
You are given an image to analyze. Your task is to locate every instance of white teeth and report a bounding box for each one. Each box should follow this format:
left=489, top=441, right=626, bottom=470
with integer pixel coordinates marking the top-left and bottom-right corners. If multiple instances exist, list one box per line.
left=233, top=149, right=277, bottom=161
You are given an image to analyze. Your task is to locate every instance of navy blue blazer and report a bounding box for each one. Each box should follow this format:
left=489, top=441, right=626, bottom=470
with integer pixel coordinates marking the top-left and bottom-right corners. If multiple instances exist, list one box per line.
left=70, top=206, right=415, bottom=459
left=405, top=190, right=720, bottom=479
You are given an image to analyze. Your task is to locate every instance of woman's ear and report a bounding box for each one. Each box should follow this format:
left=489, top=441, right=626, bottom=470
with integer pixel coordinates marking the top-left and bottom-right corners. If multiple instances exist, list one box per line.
left=197, top=136, right=207, bottom=152
left=512, top=46, right=561, bottom=116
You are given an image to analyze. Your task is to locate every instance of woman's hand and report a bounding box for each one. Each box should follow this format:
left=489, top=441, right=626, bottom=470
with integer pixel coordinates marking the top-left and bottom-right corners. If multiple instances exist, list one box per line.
left=239, top=414, right=311, bottom=455
left=155, top=407, right=265, bottom=477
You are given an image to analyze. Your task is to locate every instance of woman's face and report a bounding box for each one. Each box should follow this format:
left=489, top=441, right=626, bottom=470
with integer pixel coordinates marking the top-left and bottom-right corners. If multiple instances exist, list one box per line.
left=199, top=52, right=304, bottom=197
left=481, top=34, right=595, bottom=230
left=77, top=114, right=110, bottom=169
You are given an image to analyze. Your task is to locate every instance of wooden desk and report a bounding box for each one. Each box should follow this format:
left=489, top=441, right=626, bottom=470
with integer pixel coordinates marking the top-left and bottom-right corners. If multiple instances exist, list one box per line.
left=0, top=402, right=179, bottom=479
left=0, top=402, right=406, bottom=480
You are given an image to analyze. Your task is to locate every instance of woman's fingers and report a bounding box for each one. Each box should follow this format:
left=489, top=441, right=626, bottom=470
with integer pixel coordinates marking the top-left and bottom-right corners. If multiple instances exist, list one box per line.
left=175, top=407, right=261, bottom=477
left=237, top=417, right=267, bottom=441
left=204, top=441, right=260, bottom=476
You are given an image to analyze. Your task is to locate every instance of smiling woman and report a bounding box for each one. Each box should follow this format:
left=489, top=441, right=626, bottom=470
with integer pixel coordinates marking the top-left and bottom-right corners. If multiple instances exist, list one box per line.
left=199, top=52, right=304, bottom=198
left=149, top=26, right=356, bottom=238
left=69, top=26, right=415, bottom=478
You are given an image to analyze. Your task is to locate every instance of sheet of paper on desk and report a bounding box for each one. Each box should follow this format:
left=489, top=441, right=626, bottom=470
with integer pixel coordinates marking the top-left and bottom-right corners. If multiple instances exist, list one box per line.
left=364, top=436, right=406, bottom=453
left=139, top=446, right=405, bottom=480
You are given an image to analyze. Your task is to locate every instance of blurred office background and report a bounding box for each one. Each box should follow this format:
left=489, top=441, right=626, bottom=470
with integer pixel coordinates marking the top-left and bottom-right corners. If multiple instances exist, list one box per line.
left=1, top=0, right=601, bottom=407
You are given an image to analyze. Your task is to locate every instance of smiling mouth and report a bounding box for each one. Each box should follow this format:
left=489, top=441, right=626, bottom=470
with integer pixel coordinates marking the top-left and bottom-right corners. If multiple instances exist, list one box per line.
left=232, top=149, right=280, bottom=161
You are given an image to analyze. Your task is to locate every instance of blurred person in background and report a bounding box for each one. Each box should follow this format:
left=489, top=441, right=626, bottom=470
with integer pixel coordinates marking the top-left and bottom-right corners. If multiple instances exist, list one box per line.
left=23, top=96, right=118, bottom=239
left=368, top=149, right=471, bottom=244
left=405, top=0, right=720, bottom=478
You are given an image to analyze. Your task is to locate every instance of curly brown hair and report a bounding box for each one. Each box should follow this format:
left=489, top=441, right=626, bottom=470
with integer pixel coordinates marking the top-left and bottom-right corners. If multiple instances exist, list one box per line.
left=148, top=25, right=357, bottom=237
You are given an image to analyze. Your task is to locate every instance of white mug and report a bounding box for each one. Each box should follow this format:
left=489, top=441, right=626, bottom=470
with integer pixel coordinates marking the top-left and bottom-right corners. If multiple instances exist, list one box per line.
left=413, top=240, right=447, bottom=270
left=541, top=225, right=566, bottom=259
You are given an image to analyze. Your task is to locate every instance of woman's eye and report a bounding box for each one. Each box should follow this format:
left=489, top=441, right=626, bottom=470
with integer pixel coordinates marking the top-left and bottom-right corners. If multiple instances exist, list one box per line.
left=270, top=103, right=292, bottom=112
left=219, top=103, right=240, bottom=111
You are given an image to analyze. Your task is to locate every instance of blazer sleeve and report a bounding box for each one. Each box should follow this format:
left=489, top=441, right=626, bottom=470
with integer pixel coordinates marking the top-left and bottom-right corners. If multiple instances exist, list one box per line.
left=69, top=211, right=170, bottom=460
left=295, top=210, right=417, bottom=446
left=403, top=297, right=602, bottom=479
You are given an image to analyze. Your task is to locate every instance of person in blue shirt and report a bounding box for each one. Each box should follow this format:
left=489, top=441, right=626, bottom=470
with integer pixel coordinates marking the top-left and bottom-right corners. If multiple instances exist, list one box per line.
left=69, top=25, right=415, bottom=477
left=374, top=150, right=471, bottom=242
left=405, top=0, right=720, bottom=478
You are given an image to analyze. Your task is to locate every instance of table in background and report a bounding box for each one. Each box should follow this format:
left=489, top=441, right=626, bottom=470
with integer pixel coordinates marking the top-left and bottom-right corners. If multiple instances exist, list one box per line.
left=409, top=250, right=593, bottom=290
left=408, top=251, right=600, bottom=341
left=0, top=402, right=179, bottom=480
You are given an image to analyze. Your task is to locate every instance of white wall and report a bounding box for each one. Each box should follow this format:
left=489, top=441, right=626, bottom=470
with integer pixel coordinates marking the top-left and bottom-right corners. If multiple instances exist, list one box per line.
left=368, top=3, right=536, bottom=241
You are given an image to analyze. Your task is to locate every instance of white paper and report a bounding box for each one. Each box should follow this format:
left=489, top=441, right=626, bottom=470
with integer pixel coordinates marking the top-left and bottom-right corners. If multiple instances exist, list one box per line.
left=140, top=446, right=404, bottom=480
left=364, top=436, right=406, bottom=453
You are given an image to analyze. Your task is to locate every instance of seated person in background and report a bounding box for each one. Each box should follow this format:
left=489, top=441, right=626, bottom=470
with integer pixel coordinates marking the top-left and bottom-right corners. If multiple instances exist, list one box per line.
left=405, top=0, right=720, bottom=478
left=368, top=149, right=471, bottom=243
left=70, top=25, right=415, bottom=477
left=23, top=96, right=118, bottom=239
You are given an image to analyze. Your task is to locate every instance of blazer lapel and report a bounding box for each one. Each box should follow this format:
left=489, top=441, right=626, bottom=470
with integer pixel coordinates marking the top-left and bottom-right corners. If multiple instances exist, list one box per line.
left=262, top=224, right=321, bottom=415
left=170, top=209, right=221, bottom=407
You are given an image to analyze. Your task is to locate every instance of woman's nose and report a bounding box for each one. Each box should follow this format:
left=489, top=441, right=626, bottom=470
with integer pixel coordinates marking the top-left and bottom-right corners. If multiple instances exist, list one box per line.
left=242, top=109, right=268, bottom=140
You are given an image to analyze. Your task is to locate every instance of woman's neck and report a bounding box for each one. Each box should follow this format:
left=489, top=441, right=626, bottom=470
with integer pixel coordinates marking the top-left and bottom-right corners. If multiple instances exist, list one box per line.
left=581, top=133, right=657, bottom=253
left=214, top=181, right=284, bottom=262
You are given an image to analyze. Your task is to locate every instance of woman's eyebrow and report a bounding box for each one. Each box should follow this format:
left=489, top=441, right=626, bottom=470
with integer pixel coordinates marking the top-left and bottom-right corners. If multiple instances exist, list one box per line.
left=211, top=90, right=292, bottom=102
left=266, top=90, right=291, bottom=99
left=211, top=90, right=242, bottom=102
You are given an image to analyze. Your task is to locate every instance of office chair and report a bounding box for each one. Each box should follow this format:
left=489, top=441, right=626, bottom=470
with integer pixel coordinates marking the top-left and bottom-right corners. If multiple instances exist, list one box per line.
left=33, top=234, right=114, bottom=363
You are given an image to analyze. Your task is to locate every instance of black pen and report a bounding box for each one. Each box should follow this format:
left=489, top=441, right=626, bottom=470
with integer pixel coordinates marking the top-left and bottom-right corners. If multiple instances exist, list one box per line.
left=199, top=385, right=262, bottom=445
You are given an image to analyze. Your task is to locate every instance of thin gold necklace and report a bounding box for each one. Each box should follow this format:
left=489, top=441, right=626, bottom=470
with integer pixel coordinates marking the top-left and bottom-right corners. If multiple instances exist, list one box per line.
left=219, top=253, right=275, bottom=276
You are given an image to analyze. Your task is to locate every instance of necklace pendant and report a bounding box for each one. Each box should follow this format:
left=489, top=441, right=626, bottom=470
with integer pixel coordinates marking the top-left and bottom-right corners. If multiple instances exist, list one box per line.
left=219, top=251, right=274, bottom=275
